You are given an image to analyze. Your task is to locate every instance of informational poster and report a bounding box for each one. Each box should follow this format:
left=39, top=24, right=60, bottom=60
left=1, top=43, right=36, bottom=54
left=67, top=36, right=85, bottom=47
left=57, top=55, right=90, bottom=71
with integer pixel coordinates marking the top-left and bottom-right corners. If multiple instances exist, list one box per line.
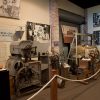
left=0, top=0, right=20, bottom=19
left=61, top=25, right=78, bottom=35
left=93, top=31, right=100, bottom=45
left=61, top=25, right=78, bottom=43
left=0, top=27, right=14, bottom=41
left=93, top=13, right=100, bottom=27
left=0, top=25, right=24, bottom=41
left=27, top=22, right=50, bottom=43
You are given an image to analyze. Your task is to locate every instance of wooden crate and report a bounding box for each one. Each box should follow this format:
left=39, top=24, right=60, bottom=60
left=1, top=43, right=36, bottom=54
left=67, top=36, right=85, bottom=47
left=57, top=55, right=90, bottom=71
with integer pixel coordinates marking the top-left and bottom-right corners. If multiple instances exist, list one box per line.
left=63, top=34, right=74, bottom=43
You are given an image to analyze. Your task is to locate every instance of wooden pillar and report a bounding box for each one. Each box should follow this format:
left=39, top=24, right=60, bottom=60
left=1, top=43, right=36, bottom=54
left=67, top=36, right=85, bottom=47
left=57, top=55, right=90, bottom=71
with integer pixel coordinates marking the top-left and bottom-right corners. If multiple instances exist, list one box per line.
left=50, top=69, right=58, bottom=100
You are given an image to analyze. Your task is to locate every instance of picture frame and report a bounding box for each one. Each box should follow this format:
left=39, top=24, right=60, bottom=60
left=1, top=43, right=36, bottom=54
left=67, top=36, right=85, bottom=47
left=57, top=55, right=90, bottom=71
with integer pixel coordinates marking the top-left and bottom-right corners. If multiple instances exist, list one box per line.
left=93, top=13, right=100, bottom=27
left=61, top=25, right=78, bottom=43
left=93, top=31, right=100, bottom=45
left=26, top=21, right=50, bottom=43
left=0, top=0, right=20, bottom=19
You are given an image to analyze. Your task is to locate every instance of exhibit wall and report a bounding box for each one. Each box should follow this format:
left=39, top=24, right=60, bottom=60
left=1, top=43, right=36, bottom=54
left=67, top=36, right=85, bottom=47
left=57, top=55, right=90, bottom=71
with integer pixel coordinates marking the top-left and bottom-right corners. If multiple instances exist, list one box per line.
left=87, top=5, right=100, bottom=34
left=0, top=0, right=84, bottom=66
left=0, top=0, right=50, bottom=66
left=87, top=5, right=100, bottom=51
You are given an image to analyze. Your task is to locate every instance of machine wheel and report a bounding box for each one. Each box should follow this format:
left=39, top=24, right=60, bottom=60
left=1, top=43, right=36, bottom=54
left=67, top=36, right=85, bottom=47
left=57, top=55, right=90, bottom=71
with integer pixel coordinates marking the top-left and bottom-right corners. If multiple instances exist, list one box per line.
left=15, top=67, right=26, bottom=96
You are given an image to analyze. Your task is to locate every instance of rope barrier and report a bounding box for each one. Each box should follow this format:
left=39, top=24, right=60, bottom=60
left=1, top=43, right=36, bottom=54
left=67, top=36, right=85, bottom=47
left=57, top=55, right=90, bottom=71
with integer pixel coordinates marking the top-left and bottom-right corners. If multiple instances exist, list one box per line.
left=27, top=75, right=57, bottom=100
left=57, top=68, right=100, bottom=82
left=27, top=68, right=100, bottom=100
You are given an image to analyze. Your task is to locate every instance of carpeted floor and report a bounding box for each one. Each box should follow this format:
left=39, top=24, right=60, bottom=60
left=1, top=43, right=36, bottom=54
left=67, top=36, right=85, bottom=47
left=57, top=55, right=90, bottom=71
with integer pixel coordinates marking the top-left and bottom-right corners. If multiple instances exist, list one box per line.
left=16, top=75, right=100, bottom=100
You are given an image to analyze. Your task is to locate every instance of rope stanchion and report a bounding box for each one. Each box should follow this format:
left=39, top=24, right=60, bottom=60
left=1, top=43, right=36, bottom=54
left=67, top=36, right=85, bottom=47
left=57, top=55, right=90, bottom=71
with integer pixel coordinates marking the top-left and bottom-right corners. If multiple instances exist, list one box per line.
left=57, top=68, right=100, bottom=82
left=27, top=75, right=57, bottom=100
left=27, top=68, right=100, bottom=100
left=50, top=69, right=58, bottom=100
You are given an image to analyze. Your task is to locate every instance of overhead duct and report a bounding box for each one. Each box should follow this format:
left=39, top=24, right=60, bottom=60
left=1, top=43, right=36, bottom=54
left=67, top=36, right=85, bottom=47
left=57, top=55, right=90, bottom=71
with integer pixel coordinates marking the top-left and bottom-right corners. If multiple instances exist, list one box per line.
left=59, top=9, right=85, bottom=24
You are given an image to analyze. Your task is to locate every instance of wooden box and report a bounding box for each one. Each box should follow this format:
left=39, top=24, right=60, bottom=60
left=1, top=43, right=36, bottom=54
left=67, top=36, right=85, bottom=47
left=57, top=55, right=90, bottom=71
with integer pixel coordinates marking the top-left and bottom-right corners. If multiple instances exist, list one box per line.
left=63, top=35, right=73, bottom=43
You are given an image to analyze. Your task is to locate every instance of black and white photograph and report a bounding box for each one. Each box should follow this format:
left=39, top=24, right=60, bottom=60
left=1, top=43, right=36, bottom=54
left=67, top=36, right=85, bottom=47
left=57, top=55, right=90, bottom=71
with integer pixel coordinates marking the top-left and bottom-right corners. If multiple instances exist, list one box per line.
left=93, top=30, right=100, bottom=45
left=93, top=13, right=100, bottom=27
left=0, top=0, right=20, bottom=19
left=27, top=22, right=50, bottom=43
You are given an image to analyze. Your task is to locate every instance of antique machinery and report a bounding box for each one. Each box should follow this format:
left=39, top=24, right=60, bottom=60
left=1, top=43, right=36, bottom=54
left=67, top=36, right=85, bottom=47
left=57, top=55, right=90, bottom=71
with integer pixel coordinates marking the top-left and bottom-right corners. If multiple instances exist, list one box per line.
left=5, top=40, right=41, bottom=95
left=67, top=33, right=100, bottom=77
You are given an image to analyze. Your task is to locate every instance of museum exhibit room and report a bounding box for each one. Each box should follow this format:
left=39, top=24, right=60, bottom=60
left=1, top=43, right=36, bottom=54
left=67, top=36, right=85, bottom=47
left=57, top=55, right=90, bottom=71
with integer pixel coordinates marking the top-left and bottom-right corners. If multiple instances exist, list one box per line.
left=1, top=0, right=100, bottom=100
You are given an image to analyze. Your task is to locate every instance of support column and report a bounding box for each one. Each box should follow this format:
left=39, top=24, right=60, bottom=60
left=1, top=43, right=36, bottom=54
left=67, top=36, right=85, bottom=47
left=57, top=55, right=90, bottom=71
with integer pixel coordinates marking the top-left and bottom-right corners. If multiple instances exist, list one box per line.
left=49, top=1, right=59, bottom=100
left=49, top=0, right=59, bottom=52
left=84, top=9, right=88, bottom=34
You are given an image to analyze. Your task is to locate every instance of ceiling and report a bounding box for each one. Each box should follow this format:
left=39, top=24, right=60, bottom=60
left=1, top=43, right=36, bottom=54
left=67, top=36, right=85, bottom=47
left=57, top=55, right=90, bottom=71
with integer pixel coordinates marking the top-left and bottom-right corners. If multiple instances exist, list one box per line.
left=68, top=0, right=100, bottom=9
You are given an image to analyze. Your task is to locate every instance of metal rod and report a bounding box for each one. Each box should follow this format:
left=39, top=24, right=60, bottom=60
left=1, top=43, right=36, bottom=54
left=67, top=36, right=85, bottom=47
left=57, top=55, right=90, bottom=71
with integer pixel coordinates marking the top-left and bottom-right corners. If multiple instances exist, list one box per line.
left=75, top=33, right=78, bottom=65
left=67, top=34, right=75, bottom=63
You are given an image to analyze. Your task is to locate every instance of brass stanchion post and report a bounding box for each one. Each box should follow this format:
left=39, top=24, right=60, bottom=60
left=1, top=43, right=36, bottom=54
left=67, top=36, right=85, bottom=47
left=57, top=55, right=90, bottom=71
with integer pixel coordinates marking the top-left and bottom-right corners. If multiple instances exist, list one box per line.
left=50, top=49, right=59, bottom=100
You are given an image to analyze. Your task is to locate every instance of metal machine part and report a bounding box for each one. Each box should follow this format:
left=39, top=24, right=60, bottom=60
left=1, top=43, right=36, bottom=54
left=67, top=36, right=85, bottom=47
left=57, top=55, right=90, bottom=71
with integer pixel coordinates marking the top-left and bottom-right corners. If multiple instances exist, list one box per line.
left=10, top=40, right=33, bottom=56
left=15, top=61, right=41, bottom=95
left=5, top=40, right=41, bottom=95
left=6, top=56, right=23, bottom=76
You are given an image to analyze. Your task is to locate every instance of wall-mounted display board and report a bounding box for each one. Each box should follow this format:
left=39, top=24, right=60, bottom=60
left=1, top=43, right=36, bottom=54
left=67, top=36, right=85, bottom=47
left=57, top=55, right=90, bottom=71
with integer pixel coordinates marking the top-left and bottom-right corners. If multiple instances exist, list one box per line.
left=93, top=31, right=100, bottom=45
left=0, top=25, right=24, bottom=42
left=0, top=27, right=14, bottom=41
left=61, top=25, right=78, bottom=43
left=26, top=22, right=50, bottom=43
left=0, top=0, right=20, bottom=19
left=93, top=13, right=100, bottom=27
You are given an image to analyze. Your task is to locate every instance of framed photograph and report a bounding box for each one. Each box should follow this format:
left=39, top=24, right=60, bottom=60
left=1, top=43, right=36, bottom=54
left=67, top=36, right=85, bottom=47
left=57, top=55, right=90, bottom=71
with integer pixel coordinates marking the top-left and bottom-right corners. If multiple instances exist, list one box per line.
left=93, top=31, right=100, bottom=45
left=26, top=22, right=50, bottom=43
left=93, top=13, right=100, bottom=27
left=0, top=0, right=20, bottom=19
